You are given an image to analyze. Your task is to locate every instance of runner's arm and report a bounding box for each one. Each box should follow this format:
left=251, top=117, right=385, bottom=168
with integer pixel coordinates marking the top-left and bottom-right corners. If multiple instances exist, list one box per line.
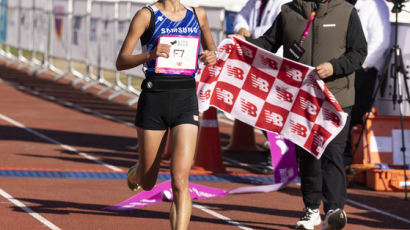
left=116, top=8, right=169, bottom=70
left=195, top=7, right=217, bottom=66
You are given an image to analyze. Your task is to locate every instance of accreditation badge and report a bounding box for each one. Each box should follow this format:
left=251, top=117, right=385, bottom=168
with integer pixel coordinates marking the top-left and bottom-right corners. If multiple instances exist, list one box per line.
left=288, top=41, right=305, bottom=61
left=155, top=35, right=200, bottom=75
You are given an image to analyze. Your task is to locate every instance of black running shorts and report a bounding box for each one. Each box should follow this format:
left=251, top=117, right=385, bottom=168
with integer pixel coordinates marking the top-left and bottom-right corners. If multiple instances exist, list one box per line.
left=135, top=75, right=199, bottom=130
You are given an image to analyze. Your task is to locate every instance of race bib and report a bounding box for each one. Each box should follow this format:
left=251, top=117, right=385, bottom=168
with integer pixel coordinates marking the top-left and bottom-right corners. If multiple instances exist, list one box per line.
left=155, top=35, right=200, bottom=75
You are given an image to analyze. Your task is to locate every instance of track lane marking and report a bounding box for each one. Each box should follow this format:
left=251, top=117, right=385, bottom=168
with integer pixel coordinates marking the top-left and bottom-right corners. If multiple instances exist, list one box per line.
left=0, top=113, right=122, bottom=172
left=346, top=199, right=410, bottom=224
left=0, top=188, right=61, bottom=230
left=193, top=203, right=254, bottom=230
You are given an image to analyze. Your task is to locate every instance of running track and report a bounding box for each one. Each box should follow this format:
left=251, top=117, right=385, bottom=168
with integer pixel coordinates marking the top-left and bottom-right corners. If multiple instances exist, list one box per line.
left=0, top=59, right=409, bottom=230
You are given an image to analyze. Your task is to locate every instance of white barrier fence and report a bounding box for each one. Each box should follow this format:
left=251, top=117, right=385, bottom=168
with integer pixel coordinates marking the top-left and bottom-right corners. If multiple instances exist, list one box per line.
left=0, top=0, right=226, bottom=105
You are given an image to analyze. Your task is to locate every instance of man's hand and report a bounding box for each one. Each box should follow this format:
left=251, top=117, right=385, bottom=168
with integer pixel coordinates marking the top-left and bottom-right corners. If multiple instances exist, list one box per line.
left=237, top=28, right=251, bottom=37
left=228, top=34, right=245, bottom=41
left=316, top=62, right=334, bottom=79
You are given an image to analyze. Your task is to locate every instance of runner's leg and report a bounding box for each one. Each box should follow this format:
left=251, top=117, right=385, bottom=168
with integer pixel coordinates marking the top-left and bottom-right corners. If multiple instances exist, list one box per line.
left=169, top=124, right=198, bottom=230
left=130, top=127, right=167, bottom=190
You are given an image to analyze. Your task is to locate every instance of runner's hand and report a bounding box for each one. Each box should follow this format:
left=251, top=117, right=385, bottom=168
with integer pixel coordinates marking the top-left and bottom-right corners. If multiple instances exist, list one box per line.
left=200, top=50, right=217, bottom=66
left=150, top=44, right=171, bottom=59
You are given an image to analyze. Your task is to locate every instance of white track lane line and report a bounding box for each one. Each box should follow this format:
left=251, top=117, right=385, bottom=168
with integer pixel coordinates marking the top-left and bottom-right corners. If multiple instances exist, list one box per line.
left=193, top=203, right=254, bottom=230
left=0, top=113, right=122, bottom=172
left=346, top=199, right=410, bottom=224
left=0, top=189, right=61, bottom=230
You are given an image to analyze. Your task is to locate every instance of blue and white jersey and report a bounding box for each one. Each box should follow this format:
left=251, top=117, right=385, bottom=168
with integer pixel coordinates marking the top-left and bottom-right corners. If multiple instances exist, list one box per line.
left=143, top=4, right=201, bottom=77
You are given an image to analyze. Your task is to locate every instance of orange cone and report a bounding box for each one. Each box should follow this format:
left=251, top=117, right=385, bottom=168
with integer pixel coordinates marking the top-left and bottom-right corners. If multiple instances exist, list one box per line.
left=193, top=107, right=226, bottom=173
left=223, top=120, right=261, bottom=153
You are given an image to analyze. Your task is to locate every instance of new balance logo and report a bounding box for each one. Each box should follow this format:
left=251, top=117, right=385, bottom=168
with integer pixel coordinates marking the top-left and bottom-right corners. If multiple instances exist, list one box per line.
left=199, top=89, right=211, bottom=102
left=227, top=66, right=245, bottom=80
left=261, top=55, right=278, bottom=70
left=265, top=110, right=284, bottom=126
left=285, top=65, right=303, bottom=82
left=290, top=120, right=307, bottom=137
left=216, top=88, right=234, bottom=105
left=307, top=76, right=321, bottom=90
left=276, top=86, right=293, bottom=103
left=220, top=44, right=234, bottom=54
left=240, top=99, right=258, bottom=117
left=324, top=109, right=341, bottom=127
left=237, top=45, right=254, bottom=59
left=327, top=92, right=337, bottom=104
left=208, top=66, right=222, bottom=78
left=251, top=74, right=269, bottom=92
left=300, top=98, right=318, bottom=115
left=312, top=131, right=325, bottom=153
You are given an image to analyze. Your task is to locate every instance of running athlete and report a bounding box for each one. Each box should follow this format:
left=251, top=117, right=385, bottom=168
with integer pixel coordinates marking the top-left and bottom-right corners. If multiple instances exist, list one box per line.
left=115, top=0, right=217, bottom=229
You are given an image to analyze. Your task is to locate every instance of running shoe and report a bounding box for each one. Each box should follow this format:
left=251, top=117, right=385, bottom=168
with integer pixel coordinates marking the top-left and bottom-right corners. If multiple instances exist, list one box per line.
left=321, top=209, right=347, bottom=230
left=127, top=164, right=141, bottom=191
left=296, top=207, right=321, bottom=229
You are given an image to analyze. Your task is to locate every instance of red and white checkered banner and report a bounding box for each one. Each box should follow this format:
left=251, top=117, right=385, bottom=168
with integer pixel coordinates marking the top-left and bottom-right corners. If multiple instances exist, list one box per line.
left=196, top=37, right=348, bottom=159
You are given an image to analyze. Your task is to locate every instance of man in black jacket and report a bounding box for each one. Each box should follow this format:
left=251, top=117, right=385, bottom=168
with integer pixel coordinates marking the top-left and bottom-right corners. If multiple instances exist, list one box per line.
left=241, top=0, right=367, bottom=229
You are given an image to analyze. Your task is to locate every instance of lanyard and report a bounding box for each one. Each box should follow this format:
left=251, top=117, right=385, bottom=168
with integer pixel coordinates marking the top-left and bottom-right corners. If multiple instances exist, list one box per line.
left=298, top=0, right=330, bottom=45
left=299, top=11, right=316, bottom=45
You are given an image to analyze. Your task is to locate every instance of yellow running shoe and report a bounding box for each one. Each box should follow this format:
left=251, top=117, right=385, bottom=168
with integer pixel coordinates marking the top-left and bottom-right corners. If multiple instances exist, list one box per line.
left=127, top=164, right=141, bottom=191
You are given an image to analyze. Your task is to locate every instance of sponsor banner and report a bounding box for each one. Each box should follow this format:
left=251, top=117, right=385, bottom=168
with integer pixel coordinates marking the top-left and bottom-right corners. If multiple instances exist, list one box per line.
left=71, top=14, right=87, bottom=61
left=32, top=1, right=49, bottom=53
left=19, top=1, right=33, bottom=50
left=50, top=0, right=69, bottom=59
left=196, top=37, right=347, bottom=158
left=88, top=0, right=101, bottom=66
left=6, top=2, right=18, bottom=47
left=35, top=0, right=51, bottom=11
left=71, top=0, right=87, bottom=62
left=0, top=0, right=7, bottom=42
left=99, top=1, right=116, bottom=70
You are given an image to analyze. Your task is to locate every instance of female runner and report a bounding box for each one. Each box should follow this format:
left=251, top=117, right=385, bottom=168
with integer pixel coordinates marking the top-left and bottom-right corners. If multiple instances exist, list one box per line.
left=115, top=0, right=217, bottom=229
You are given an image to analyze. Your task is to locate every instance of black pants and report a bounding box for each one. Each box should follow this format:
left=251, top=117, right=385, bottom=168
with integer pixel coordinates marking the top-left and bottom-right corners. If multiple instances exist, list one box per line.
left=350, top=68, right=378, bottom=126
left=344, top=68, right=378, bottom=165
left=298, top=107, right=352, bottom=213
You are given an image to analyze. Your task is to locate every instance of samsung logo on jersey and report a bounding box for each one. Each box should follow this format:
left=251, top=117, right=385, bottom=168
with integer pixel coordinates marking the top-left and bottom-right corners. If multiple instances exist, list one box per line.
left=161, top=27, right=198, bottom=34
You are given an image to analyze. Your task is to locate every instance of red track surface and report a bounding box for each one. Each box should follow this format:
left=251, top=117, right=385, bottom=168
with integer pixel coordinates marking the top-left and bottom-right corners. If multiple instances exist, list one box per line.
left=0, top=59, right=409, bottom=230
